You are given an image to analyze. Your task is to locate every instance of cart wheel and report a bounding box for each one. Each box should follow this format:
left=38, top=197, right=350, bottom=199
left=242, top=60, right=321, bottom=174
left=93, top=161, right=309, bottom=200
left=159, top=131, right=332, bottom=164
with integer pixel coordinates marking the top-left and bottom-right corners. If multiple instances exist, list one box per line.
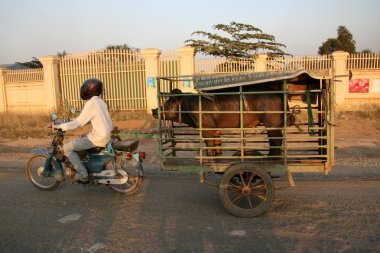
left=218, top=163, right=274, bottom=217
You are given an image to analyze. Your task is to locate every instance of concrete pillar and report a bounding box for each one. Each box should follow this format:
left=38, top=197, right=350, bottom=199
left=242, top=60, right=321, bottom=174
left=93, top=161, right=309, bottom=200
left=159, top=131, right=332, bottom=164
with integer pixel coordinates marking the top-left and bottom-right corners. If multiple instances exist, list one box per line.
left=332, top=51, right=350, bottom=105
left=178, top=46, right=196, bottom=92
left=253, top=53, right=268, bottom=72
left=141, top=48, right=161, bottom=113
left=0, top=68, right=7, bottom=112
left=39, top=56, right=61, bottom=110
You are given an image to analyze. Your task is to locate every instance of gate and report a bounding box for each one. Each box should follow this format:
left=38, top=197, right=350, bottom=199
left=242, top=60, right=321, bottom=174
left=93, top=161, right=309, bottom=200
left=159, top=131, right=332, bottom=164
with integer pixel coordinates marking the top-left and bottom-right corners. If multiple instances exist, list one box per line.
left=59, top=49, right=146, bottom=110
left=159, top=51, right=180, bottom=93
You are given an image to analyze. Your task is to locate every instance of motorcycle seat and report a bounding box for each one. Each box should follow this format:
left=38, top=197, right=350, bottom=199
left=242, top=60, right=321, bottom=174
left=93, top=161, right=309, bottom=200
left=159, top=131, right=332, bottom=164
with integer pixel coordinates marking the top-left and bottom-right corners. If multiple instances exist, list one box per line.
left=112, top=140, right=139, bottom=152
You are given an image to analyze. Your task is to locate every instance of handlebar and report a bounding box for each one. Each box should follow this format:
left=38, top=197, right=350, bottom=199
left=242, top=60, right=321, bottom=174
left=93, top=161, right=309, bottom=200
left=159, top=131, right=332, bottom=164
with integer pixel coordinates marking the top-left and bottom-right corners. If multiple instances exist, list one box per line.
left=51, top=119, right=72, bottom=130
left=50, top=112, right=74, bottom=129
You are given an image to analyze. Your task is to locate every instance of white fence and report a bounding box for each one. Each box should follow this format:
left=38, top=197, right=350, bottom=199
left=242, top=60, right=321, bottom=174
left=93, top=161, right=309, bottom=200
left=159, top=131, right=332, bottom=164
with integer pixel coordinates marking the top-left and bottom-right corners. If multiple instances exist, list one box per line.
left=1, top=50, right=380, bottom=112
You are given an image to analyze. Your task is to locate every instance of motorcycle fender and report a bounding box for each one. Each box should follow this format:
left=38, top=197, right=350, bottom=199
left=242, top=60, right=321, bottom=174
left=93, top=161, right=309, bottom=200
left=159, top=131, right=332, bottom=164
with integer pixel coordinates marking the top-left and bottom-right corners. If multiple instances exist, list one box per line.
left=51, top=158, right=64, bottom=177
left=130, top=153, right=144, bottom=177
left=31, top=148, right=64, bottom=178
left=45, top=157, right=64, bottom=178
left=31, top=148, right=50, bottom=156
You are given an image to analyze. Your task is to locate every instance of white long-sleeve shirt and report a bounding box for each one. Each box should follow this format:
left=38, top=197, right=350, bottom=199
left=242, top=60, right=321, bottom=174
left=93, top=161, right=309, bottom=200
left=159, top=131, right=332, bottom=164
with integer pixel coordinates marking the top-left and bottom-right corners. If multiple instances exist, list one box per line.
left=58, top=96, right=113, bottom=146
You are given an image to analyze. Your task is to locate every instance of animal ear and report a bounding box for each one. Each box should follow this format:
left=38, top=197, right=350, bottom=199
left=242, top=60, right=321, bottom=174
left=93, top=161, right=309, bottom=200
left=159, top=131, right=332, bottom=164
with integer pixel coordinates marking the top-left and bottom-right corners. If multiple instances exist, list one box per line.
left=171, top=89, right=182, bottom=94
left=171, top=89, right=183, bottom=103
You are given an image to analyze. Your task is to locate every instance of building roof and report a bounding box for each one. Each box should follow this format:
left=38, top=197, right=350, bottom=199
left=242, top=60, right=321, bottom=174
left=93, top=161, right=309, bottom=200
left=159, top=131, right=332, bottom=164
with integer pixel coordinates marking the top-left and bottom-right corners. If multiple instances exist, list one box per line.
left=0, top=63, right=30, bottom=70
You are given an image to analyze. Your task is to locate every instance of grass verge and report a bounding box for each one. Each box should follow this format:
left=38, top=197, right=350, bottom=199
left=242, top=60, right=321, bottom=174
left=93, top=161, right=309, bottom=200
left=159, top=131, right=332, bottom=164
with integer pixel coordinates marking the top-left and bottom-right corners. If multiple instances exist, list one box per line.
left=0, top=111, right=152, bottom=140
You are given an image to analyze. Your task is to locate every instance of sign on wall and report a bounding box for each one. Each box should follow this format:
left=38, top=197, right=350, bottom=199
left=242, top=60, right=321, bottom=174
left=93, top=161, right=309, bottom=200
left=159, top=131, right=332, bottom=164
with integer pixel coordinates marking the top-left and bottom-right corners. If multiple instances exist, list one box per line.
left=349, top=79, right=369, bottom=93
left=147, top=77, right=155, bottom=88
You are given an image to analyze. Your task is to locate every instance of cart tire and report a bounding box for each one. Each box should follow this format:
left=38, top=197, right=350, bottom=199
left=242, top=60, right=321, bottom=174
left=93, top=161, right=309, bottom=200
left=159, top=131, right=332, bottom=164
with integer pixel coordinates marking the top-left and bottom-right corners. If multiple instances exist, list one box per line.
left=218, top=163, right=274, bottom=217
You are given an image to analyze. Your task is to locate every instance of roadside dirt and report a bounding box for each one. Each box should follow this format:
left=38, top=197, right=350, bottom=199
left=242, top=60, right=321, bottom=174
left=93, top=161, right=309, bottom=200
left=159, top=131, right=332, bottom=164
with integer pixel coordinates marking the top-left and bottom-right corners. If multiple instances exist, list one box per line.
left=333, top=115, right=380, bottom=176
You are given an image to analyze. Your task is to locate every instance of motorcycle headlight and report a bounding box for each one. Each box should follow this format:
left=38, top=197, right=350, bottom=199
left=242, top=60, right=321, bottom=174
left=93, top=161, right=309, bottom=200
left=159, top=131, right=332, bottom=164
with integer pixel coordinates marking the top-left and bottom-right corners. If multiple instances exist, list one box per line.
left=51, top=114, right=58, bottom=121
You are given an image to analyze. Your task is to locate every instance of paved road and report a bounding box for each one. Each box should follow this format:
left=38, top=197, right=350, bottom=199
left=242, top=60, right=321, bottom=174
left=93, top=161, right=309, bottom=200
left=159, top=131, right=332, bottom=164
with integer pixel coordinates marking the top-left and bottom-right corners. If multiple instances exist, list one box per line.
left=1, top=170, right=379, bottom=253
left=1, top=137, right=380, bottom=252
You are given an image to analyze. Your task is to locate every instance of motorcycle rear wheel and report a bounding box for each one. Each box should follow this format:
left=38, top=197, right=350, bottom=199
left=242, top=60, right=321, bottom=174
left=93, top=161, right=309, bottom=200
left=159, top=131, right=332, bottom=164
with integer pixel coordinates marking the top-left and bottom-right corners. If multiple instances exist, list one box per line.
left=104, top=158, right=142, bottom=195
left=26, top=155, right=60, bottom=191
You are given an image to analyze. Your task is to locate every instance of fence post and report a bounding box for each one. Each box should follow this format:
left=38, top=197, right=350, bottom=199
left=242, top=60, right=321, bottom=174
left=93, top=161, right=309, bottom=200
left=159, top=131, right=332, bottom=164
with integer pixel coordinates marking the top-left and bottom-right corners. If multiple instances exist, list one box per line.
left=141, top=48, right=161, bottom=113
left=332, top=51, right=350, bottom=106
left=253, top=54, right=268, bottom=72
left=0, top=68, right=7, bottom=112
left=40, top=56, right=61, bottom=111
left=178, top=46, right=196, bottom=92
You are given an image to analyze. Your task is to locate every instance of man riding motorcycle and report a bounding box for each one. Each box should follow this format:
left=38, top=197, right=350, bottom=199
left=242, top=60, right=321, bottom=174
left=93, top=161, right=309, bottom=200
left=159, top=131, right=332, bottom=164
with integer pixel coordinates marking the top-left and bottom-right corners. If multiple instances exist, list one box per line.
left=53, top=78, right=113, bottom=182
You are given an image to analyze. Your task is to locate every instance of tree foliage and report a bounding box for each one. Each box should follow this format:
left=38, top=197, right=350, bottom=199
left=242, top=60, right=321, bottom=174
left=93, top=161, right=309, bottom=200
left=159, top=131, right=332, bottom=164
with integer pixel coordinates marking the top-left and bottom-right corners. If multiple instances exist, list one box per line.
left=57, top=50, right=68, bottom=57
left=16, top=57, right=43, bottom=68
left=105, top=44, right=140, bottom=52
left=318, top=26, right=356, bottom=55
left=360, top=49, right=373, bottom=54
left=185, top=21, right=288, bottom=60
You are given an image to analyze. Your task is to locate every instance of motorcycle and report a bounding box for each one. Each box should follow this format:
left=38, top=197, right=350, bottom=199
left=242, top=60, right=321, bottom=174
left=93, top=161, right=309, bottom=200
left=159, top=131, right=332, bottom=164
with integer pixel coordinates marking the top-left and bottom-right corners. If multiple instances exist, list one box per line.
left=25, top=113, right=144, bottom=195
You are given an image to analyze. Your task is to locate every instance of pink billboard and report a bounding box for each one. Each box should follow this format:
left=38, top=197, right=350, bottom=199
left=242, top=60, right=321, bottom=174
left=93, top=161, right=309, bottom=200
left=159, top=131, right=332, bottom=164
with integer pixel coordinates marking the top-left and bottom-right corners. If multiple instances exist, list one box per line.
left=349, top=79, right=369, bottom=93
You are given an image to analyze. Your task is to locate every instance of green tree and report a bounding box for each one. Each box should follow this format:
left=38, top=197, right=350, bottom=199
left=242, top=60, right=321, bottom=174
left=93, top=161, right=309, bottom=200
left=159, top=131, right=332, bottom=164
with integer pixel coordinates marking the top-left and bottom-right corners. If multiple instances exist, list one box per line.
left=318, top=38, right=339, bottom=55
left=360, top=49, right=373, bottom=54
left=336, top=26, right=356, bottom=53
left=185, top=21, right=288, bottom=60
left=318, top=26, right=356, bottom=54
left=16, top=57, right=43, bottom=68
left=105, top=44, right=140, bottom=52
left=57, top=50, right=68, bottom=57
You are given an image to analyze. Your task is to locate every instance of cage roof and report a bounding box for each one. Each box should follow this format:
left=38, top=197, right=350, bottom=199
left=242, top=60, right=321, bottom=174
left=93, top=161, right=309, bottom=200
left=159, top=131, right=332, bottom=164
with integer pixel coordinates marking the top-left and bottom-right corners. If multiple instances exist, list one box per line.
left=194, top=70, right=326, bottom=91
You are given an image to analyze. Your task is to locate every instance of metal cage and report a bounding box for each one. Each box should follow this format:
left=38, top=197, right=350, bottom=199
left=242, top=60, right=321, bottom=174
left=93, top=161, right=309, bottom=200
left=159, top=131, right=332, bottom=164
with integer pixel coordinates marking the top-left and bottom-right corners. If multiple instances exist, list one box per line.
left=156, top=71, right=335, bottom=176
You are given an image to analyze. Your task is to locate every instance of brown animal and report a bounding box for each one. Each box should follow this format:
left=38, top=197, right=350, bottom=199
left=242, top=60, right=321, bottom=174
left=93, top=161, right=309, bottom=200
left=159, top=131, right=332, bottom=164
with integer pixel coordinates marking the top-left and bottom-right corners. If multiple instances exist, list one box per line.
left=152, top=88, right=294, bottom=156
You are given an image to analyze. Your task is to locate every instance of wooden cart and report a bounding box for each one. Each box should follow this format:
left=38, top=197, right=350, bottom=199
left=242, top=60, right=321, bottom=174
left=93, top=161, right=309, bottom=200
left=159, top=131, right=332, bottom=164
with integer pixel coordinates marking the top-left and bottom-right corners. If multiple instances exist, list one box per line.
left=155, top=70, right=335, bottom=217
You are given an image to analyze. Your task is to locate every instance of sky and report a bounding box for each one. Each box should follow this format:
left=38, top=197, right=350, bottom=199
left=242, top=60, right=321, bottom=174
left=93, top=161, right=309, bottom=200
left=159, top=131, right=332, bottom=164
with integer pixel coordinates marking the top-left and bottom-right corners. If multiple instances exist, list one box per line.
left=1, top=0, right=379, bottom=64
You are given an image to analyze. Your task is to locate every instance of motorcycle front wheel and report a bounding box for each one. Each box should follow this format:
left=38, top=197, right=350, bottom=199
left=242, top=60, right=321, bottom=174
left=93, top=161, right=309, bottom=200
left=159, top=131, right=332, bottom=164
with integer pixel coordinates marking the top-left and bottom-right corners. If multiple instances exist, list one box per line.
left=26, top=155, right=60, bottom=191
left=105, top=158, right=142, bottom=195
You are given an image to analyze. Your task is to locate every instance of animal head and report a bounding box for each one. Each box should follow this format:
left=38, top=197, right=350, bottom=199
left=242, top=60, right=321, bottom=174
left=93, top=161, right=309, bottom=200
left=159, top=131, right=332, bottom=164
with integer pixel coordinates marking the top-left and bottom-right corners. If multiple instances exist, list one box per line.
left=151, top=89, right=184, bottom=122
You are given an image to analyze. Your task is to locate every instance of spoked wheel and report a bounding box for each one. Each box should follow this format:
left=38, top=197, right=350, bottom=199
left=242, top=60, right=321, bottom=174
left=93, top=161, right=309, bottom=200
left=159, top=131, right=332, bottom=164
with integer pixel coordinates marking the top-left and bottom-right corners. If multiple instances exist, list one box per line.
left=26, top=155, right=60, bottom=191
left=105, top=157, right=142, bottom=195
left=218, top=163, right=274, bottom=217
